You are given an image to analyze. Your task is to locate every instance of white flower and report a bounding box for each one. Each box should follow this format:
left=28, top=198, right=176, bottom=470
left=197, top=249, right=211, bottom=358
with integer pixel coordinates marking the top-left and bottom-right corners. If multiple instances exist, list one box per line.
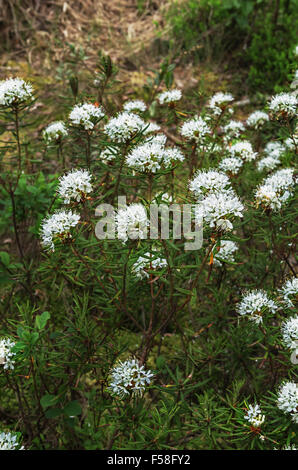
left=281, top=316, right=298, bottom=349
left=189, top=169, right=231, bottom=199
left=213, top=240, right=238, bottom=267
left=0, top=78, right=33, bottom=106
left=104, top=112, right=145, bottom=142
left=280, top=278, right=298, bottom=308
left=281, top=445, right=297, bottom=450
left=126, top=140, right=165, bottom=173
left=43, top=121, right=68, bottom=143
left=180, top=117, right=211, bottom=142
left=162, top=147, right=185, bottom=167
left=158, top=89, right=182, bottom=105
left=223, top=120, right=245, bottom=138
left=255, top=168, right=295, bottom=211
left=40, top=210, right=80, bottom=252
left=108, top=358, right=154, bottom=398
left=237, top=289, right=278, bottom=324
left=116, top=203, right=148, bottom=243
left=219, top=157, right=243, bottom=175
left=284, top=136, right=297, bottom=150
left=154, top=192, right=173, bottom=204
left=277, top=382, right=298, bottom=423
left=255, top=185, right=284, bottom=211
left=208, top=92, right=234, bottom=115
left=57, top=169, right=92, bottom=204
left=269, top=93, right=297, bottom=118
left=228, top=141, right=257, bottom=162
left=0, top=431, right=24, bottom=450
left=244, top=404, right=265, bottom=428
left=0, top=338, right=16, bottom=370
left=123, top=100, right=146, bottom=113
left=246, top=111, right=269, bottom=129
left=132, top=252, right=167, bottom=279
left=264, top=141, right=285, bottom=158
left=69, top=103, right=104, bottom=130
left=195, top=190, right=244, bottom=232
left=257, top=156, right=281, bottom=172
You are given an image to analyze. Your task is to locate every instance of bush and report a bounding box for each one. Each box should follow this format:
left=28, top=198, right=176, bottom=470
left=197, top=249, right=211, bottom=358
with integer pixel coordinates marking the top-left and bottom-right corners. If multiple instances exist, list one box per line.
left=165, top=0, right=298, bottom=92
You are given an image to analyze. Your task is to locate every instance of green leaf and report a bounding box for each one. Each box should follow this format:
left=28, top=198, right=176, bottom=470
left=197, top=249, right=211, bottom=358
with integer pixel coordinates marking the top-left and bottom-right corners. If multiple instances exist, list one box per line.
left=45, top=408, right=63, bottom=419
left=0, top=251, right=10, bottom=267
left=63, top=400, right=82, bottom=417
left=40, top=394, right=58, bottom=409
left=156, top=355, right=166, bottom=369
left=35, top=311, right=51, bottom=330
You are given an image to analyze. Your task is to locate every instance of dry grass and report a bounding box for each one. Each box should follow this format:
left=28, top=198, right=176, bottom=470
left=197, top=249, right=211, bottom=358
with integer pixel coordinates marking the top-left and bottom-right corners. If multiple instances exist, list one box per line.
left=0, top=1, right=170, bottom=77
left=0, top=1, right=233, bottom=101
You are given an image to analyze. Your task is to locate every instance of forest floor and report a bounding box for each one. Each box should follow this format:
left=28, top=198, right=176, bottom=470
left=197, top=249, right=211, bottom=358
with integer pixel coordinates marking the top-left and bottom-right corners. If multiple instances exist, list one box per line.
left=0, top=0, right=239, bottom=100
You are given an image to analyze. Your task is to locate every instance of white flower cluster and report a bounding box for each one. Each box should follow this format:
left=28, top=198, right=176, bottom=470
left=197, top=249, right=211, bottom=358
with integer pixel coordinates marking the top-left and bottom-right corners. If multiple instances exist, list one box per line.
left=126, top=139, right=184, bottom=173
left=244, top=404, right=265, bottom=428
left=223, top=120, right=245, bottom=138
left=126, top=140, right=164, bottom=173
left=195, top=190, right=244, bottom=232
left=269, top=93, right=297, bottom=118
left=158, top=89, right=182, bottom=105
left=281, top=316, right=298, bottom=349
left=277, top=382, right=298, bottom=423
left=228, top=141, right=257, bottom=162
left=237, top=290, right=278, bottom=324
left=257, top=141, right=285, bottom=172
left=180, top=117, right=211, bottom=142
left=284, top=136, right=297, bottom=151
left=57, top=169, right=92, bottom=204
left=43, top=121, right=68, bottom=143
left=213, top=240, right=238, bottom=267
left=0, top=431, right=24, bottom=450
left=264, top=141, right=285, bottom=159
left=246, top=111, right=269, bottom=129
left=132, top=252, right=168, bottom=280
left=104, top=112, right=145, bottom=142
left=255, top=168, right=296, bottom=211
left=108, top=358, right=154, bottom=398
left=0, top=78, right=33, bottom=106
left=257, top=156, right=281, bottom=172
left=40, top=210, right=80, bottom=251
left=219, top=157, right=243, bottom=175
left=208, top=92, right=234, bottom=115
left=116, top=203, right=148, bottom=243
left=69, top=103, right=104, bottom=130
left=189, top=169, right=231, bottom=199
left=123, top=100, right=146, bottom=113
left=0, top=338, right=16, bottom=370
left=280, top=278, right=298, bottom=308
left=162, top=147, right=185, bottom=167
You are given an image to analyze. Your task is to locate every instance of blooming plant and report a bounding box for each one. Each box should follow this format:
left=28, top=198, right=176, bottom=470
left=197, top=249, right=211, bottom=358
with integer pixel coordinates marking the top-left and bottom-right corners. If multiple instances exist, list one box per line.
left=0, top=49, right=297, bottom=452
